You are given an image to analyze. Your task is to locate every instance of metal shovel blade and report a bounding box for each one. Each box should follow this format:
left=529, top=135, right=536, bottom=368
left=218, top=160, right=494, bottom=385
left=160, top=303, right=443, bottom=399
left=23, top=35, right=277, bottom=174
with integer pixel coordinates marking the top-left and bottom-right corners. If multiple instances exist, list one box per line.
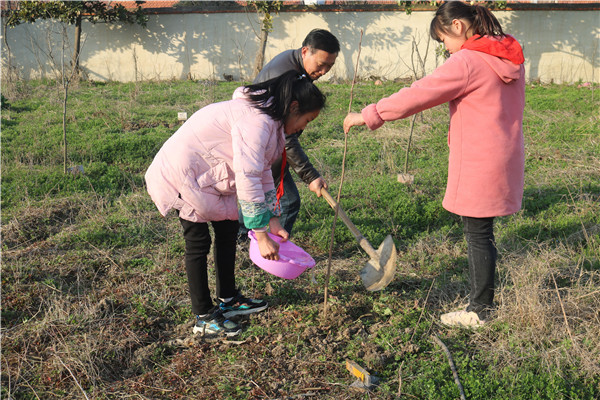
left=360, top=235, right=397, bottom=291
left=320, top=189, right=397, bottom=291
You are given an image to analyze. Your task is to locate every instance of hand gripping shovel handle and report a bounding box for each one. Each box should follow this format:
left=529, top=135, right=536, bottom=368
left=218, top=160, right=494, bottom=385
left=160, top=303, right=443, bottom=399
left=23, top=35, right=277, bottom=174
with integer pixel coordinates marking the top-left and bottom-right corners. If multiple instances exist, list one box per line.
left=320, top=188, right=380, bottom=263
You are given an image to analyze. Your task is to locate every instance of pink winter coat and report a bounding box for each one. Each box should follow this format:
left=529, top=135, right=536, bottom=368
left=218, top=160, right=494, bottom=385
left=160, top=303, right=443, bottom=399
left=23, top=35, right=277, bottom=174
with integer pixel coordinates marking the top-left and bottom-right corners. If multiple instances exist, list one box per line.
left=145, top=88, right=285, bottom=223
left=362, top=35, right=525, bottom=218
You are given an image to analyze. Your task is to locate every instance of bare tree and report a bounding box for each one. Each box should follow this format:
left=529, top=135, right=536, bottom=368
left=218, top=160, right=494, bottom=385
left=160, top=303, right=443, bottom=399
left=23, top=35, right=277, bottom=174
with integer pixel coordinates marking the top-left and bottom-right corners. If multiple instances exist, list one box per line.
left=58, top=22, right=79, bottom=174
left=1, top=2, right=21, bottom=98
left=248, top=1, right=282, bottom=79
left=6, top=1, right=147, bottom=77
left=6, top=1, right=148, bottom=174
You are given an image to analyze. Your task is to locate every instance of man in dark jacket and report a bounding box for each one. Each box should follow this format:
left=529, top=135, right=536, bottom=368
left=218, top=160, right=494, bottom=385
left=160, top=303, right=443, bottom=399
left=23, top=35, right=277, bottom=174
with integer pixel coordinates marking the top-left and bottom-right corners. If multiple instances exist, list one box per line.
left=239, top=29, right=340, bottom=238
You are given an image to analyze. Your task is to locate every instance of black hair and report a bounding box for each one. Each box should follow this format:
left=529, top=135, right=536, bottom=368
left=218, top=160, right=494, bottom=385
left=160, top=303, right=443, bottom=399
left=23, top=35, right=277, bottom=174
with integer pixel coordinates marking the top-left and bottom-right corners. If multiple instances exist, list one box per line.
left=302, top=29, right=340, bottom=54
left=430, top=2, right=505, bottom=42
left=244, top=70, right=326, bottom=122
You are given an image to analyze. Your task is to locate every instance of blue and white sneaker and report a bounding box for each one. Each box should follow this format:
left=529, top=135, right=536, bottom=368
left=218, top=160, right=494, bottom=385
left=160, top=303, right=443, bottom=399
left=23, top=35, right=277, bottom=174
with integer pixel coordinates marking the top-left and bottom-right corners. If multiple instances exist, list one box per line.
left=193, top=308, right=241, bottom=337
left=219, top=291, right=268, bottom=318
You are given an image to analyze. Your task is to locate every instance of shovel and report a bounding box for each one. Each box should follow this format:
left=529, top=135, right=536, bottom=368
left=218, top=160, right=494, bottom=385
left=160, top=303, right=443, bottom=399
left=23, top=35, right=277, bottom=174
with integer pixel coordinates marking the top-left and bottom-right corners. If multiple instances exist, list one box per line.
left=320, top=188, right=397, bottom=291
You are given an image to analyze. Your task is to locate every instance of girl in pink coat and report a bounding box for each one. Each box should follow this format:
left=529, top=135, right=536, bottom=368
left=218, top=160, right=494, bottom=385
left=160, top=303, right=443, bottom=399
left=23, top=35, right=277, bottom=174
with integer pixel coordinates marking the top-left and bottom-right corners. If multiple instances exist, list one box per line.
left=146, top=71, right=325, bottom=336
left=344, top=2, right=525, bottom=328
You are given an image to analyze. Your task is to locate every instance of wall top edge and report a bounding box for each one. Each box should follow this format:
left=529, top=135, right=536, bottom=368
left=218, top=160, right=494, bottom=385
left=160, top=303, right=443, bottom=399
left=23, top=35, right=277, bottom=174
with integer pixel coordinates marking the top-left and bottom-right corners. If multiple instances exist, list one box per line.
left=2, top=2, right=599, bottom=16
left=138, top=4, right=600, bottom=15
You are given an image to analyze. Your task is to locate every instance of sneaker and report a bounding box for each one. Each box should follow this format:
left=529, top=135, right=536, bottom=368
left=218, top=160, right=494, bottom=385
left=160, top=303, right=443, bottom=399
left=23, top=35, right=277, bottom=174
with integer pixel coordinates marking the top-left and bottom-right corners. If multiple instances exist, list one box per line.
left=440, top=310, right=486, bottom=328
left=193, top=308, right=241, bottom=337
left=219, top=291, right=268, bottom=318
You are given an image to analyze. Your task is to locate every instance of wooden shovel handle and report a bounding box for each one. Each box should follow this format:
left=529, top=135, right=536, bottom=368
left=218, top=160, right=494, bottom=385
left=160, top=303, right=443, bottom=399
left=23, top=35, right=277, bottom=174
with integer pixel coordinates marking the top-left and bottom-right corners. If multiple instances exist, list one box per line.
left=320, top=188, right=378, bottom=259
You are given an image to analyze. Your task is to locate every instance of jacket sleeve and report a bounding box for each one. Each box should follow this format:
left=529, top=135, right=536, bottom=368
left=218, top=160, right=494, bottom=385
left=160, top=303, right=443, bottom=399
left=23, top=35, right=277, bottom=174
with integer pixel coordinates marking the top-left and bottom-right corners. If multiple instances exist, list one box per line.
left=284, top=132, right=321, bottom=184
left=362, top=54, right=469, bottom=130
left=232, top=115, right=277, bottom=228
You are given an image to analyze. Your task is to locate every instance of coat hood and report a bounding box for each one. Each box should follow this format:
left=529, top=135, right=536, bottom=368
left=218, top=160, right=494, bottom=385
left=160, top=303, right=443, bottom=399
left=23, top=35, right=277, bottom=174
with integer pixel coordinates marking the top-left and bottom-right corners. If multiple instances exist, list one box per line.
left=462, top=34, right=524, bottom=83
left=232, top=86, right=250, bottom=100
left=232, top=87, right=277, bottom=112
left=461, top=34, right=524, bottom=64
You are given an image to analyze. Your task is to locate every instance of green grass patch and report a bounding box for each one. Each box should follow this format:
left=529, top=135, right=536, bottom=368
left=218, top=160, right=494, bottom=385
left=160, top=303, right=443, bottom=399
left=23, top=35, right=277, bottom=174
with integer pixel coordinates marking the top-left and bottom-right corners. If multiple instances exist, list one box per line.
left=1, top=79, right=598, bottom=399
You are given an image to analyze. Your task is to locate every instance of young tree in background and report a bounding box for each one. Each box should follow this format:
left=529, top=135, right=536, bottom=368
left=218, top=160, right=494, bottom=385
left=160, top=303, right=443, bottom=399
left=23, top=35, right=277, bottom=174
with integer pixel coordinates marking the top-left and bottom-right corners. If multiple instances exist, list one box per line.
left=6, top=0, right=147, bottom=76
left=249, top=1, right=282, bottom=79
left=6, top=1, right=147, bottom=174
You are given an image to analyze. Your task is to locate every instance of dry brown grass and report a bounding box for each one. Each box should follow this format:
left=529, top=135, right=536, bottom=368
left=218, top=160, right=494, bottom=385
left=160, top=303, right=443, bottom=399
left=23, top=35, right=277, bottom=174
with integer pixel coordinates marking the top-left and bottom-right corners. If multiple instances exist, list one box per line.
left=2, top=82, right=598, bottom=398
left=2, top=194, right=599, bottom=398
left=491, top=240, right=600, bottom=377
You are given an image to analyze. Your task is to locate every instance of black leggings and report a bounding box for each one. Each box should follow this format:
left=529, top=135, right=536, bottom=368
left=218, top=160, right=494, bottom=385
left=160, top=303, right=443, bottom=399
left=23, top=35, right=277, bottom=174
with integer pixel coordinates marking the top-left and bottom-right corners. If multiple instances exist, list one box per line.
left=462, top=216, right=497, bottom=317
left=179, top=218, right=239, bottom=315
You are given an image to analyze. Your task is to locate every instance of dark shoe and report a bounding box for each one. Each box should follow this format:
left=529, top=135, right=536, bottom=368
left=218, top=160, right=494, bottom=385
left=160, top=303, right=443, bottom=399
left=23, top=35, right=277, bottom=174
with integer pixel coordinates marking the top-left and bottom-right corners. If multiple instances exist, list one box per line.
left=237, top=230, right=250, bottom=245
left=193, top=308, right=241, bottom=337
left=219, top=291, right=268, bottom=318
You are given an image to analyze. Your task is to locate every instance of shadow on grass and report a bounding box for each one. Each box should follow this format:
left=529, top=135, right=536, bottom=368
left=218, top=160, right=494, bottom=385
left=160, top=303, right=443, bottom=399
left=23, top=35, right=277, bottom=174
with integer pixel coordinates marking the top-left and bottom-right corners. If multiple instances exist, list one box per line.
left=1, top=118, right=18, bottom=127
left=522, top=184, right=600, bottom=216
left=507, top=186, right=599, bottom=268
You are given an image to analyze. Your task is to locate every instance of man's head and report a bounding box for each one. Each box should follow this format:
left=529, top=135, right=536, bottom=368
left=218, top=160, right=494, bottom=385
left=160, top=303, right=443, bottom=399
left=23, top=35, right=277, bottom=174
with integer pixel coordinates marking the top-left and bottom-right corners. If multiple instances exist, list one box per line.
left=301, top=29, right=340, bottom=81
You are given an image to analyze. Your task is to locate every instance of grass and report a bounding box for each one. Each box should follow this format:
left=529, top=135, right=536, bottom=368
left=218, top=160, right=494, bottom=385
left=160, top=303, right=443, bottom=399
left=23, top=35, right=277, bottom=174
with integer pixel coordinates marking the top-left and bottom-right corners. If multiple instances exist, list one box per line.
left=1, top=77, right=599, bottom=399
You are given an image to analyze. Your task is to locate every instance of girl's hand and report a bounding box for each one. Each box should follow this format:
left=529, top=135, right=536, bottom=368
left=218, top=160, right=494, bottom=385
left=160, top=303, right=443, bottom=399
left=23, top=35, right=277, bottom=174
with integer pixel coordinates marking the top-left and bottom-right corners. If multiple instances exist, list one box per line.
left=308, top=177, right=327, bottom=197
left=255, top=231, right=280, bottom=260
left=269, top=218, right=289, bottom=242
left=343, top=112, right=365, bottom=134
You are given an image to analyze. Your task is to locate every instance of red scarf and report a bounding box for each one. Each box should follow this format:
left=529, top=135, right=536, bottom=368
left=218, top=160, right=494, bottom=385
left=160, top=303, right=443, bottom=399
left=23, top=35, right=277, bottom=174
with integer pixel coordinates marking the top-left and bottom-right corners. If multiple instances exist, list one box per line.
left=276, top=149, right=286, bottom=206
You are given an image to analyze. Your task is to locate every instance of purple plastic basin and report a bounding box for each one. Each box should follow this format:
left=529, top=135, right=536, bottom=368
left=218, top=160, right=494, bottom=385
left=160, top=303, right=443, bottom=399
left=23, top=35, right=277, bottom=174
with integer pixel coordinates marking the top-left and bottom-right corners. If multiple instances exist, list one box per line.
left=248, top=231, right=316, bottom=279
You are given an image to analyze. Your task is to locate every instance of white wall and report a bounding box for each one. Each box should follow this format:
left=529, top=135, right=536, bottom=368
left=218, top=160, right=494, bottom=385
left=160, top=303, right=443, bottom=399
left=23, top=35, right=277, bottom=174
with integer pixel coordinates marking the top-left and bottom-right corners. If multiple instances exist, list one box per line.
left=2, top=9, right=598, bottom=84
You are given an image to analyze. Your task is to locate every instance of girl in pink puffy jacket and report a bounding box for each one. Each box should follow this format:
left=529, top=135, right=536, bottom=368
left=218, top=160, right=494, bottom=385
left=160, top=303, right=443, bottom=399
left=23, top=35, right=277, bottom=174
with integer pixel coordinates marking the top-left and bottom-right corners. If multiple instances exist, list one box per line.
left=146, top=71, right=325, bottom=336
left=344, top=2, right=525, bottom=328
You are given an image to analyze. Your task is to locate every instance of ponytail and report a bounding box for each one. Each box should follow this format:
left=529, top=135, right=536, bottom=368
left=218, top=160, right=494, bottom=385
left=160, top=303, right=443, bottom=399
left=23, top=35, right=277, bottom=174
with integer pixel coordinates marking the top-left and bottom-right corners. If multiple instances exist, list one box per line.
left=472, top=5, right=505, bottom=37
left=430, top=2, right=504, bottom=41
left=244, top=70, right=326, bottom=122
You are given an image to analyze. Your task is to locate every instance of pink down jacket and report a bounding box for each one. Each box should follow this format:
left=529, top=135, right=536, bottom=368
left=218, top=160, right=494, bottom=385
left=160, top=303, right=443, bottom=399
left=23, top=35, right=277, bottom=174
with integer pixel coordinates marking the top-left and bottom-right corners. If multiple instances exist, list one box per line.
left=145, top=88, right=285, bottom=223
left=362, top=36, right=525, bottom=218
